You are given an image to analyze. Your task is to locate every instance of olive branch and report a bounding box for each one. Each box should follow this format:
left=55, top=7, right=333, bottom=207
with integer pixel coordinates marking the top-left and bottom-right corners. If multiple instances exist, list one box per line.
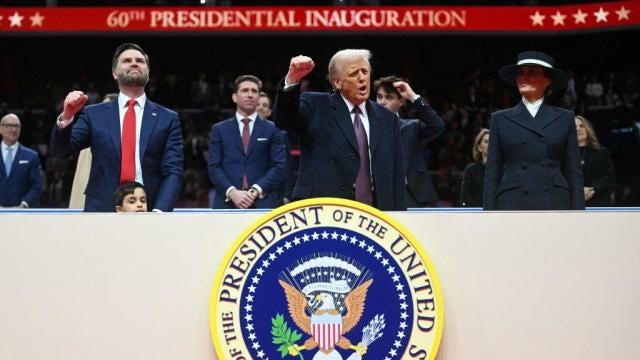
left=271, top=313, right=304, bottom=359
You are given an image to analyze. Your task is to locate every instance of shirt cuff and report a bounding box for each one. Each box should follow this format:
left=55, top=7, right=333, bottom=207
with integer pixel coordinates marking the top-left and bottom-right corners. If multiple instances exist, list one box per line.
left=411, top=94, right=422, bottom=103
left=225, top=186, right=237, bottom=201
left=56, top=113, right=74, bottom=129
left=152, top=209, right=163, bottom=213
left=251, top=184, right=264, bottom=199
left=20, top=201, right=29, bottom=208
left=283, top=80, right=298, bottom=91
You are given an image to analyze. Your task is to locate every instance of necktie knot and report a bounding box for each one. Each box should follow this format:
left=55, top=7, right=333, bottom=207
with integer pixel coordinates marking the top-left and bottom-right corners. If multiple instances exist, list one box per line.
left=352, top=106, right=362, bottom=116
left=126, top=99, right=137, bottom=108
left=241, top=118, right=250, bottom=125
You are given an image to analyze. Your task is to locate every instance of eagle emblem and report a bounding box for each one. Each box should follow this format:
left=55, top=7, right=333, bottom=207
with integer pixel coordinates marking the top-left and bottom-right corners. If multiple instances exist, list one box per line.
left=277, top=255, right=386, bottom=360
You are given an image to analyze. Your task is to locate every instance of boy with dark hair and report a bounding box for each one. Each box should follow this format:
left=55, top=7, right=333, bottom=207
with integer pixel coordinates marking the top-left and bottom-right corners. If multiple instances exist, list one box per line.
left=114, top=181, right=147, bottom=213
left=373, top=75, right=445, bottom=207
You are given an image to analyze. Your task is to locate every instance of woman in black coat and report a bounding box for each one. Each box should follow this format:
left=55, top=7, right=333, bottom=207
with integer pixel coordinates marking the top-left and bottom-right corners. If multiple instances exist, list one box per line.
left=483, top=51, right=584, bottom=210
left=460, top=128, right=489, bottom=207
left=575, top=115, right=615, bottom=206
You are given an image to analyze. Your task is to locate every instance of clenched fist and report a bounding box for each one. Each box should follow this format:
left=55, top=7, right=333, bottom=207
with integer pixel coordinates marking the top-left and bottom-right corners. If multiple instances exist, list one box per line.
left=62, top=91, right=89, bottom=121
left=285, top=55, right=315, bottom=86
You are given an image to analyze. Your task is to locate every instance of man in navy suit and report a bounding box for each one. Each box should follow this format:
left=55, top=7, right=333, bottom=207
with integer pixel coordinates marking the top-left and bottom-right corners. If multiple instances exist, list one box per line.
left=208, top=75, right=287, bottom=209
left=50, top=43, right=183, bottom=212
left=273, top=50, right=406, bottom=211
left=374, top=76, right=445, bottom=208
left=1, top=113, right=43, bottom=208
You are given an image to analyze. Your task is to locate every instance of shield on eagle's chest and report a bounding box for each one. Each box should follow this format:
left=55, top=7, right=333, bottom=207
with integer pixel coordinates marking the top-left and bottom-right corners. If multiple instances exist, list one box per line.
left=311, top=313, right=343, bottom=351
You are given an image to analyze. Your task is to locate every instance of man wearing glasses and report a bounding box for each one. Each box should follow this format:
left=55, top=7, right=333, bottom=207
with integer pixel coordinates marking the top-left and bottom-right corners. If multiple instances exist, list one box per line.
left=0, top=113, right=43, bottom=208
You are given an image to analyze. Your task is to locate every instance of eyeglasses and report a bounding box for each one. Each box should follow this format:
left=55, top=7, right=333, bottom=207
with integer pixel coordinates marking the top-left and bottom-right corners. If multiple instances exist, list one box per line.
left=1, top=124, right=21, bottom=129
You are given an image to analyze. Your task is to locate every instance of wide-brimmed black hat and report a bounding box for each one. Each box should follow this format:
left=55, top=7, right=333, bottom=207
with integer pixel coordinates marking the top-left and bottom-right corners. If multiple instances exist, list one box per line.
left=499, top=51, right=569, bottom=92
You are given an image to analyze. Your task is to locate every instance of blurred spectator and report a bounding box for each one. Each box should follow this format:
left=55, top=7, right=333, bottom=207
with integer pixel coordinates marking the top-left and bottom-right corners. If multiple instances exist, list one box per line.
left=585, top=75, right=604, bottom=107
left=460, top=128, right=489, bottom=207
left=576, top=115, right=615, bottom=206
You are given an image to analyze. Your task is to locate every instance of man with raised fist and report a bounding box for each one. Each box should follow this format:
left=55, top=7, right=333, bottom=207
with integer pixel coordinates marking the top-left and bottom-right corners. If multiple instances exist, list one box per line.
left=273, top=50, right=406, bottom=211
left=50, top=43, right=183, bottom=212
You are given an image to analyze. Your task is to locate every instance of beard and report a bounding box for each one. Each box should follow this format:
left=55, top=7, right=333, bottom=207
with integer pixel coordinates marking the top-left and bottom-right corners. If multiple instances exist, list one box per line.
left=117, top=69, right=149, bottom=87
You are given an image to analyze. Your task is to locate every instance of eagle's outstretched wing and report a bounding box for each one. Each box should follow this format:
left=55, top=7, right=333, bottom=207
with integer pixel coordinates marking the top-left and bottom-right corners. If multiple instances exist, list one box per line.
left=278, top=280, right=312, bottom=335
left=342, top=279, right=373, bottom=334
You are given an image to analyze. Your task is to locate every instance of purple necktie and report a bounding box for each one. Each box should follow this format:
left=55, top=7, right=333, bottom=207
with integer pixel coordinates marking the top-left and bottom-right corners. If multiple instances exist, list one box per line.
left=353, top=107, right=373, bottom=205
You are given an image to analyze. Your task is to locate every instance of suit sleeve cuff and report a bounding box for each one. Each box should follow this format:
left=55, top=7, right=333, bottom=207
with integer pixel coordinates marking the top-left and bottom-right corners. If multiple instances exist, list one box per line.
left=283, top=81, right=299, bottom=91
left=225, top=186, right=237, bottom=202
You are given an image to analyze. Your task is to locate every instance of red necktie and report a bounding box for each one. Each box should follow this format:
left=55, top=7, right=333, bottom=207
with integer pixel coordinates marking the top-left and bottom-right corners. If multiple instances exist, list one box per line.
left=241, top=118, right=250, bottom=189
left=120, top=99, right=137, bottom=184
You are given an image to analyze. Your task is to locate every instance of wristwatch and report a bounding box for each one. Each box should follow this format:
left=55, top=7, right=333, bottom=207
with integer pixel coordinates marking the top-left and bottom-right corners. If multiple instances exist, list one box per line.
left=248, top=187, right=259, bottom=199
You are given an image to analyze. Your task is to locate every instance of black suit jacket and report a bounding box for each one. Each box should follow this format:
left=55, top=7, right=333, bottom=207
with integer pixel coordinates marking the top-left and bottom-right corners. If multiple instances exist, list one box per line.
left=400, top=97, right=445, bottom=206
left=484, top=101, right=584, bottom=210
left=460, top=162, right=485, bottom=207
left=274, top=83, right=406, bottom=211
left=581, top=146, right=615, bottom=206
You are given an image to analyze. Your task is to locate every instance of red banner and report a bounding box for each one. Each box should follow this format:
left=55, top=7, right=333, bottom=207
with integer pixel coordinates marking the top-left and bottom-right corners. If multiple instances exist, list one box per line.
left=0, top=2, right=638, bottom=34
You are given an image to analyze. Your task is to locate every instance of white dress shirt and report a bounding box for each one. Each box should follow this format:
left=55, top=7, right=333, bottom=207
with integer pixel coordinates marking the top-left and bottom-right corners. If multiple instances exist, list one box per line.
left=117, top=93, right=146, bottom=185
left=1, top=141, right=18, bottom=171
left=522, top=96, right=544, bottom=118
left=226, top=112, right=263, bottom=199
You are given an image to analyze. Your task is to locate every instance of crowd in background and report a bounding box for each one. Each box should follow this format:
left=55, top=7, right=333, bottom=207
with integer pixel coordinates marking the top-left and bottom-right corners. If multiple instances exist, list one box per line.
left=2, top=64, right=638, bottom=208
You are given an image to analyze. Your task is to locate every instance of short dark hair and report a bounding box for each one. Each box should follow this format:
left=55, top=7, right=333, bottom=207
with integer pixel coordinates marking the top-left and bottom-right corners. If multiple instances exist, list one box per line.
left=113, top=181, right=145, bottom=207
left=373, top=75, right=403, bottom=98
left=112, top=43, right=149, bottom=71
left=259, top=91, right=271, bottom=105
left=233, top=75, right=262, bottom=93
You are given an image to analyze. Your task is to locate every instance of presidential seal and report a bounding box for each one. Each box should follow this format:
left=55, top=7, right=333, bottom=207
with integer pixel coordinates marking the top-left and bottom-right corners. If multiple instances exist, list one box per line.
left=210, top=198, right=443, bottom=360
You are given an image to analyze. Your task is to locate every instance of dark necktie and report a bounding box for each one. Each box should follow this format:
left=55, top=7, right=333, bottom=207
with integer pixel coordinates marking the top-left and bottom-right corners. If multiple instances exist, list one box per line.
left=120, top=99, right=137, bottom=184
left=241, top=118, right=250, bottom=189
left=352, top=107, right=373, bottom=205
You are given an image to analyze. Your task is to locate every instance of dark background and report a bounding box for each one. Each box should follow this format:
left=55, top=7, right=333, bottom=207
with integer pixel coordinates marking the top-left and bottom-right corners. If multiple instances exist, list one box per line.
left=2, top=2, right=639, bottom=208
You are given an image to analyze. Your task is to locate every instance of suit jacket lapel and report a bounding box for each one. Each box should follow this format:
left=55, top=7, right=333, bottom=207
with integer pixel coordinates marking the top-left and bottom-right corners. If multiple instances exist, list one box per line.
left=247, top=118, right=264, bottom=157
left=140, top=101, right=159, bottom=160
left=330, top=92, right=358, bottom=153
left=227, top=117, right=245, bottom=155
left=505, top=101, right=544, bottom=136
left=366, top=101, right=383, bottom=156
left=537, top=103, right=562, bottom=129
left=106, top=101, right=122, bottom=160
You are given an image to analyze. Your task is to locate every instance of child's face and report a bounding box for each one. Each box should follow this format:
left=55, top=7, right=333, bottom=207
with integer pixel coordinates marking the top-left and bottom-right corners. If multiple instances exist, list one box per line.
left=116, top=188, right=147, bottom=213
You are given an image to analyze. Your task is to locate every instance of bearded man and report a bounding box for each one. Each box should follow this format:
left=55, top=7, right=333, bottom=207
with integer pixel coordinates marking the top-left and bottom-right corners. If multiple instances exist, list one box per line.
left=50, top=43, right=183, bottom=212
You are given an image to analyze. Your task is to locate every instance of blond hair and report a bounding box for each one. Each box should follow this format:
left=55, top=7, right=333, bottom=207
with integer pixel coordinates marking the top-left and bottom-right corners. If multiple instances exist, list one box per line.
left=575, top=115, right=601, bottom=150
left=327, top=49, right=371, bottom=89
left=472, top=128, right=490, bottom=162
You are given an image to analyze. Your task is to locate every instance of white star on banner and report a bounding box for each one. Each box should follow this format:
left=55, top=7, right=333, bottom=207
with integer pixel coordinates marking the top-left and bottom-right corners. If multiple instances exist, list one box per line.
left=573, top=9, right=588, bottom=24
left=616, top=6, right=631, bottom=20
left=529, top=11, right=545, bottom=26
left=551, top=11, right=566, bottom=26
left=9, top=12, right=24, bottom=27
left=593, top=7, right=609, bottom=23
left=30, top=12, right=44, bottom=27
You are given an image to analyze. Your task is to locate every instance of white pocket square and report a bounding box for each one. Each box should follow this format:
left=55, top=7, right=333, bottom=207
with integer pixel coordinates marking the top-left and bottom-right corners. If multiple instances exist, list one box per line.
left=19, top=160, right=29, bottom=164
left=257, top=138, right=269, bottom=141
